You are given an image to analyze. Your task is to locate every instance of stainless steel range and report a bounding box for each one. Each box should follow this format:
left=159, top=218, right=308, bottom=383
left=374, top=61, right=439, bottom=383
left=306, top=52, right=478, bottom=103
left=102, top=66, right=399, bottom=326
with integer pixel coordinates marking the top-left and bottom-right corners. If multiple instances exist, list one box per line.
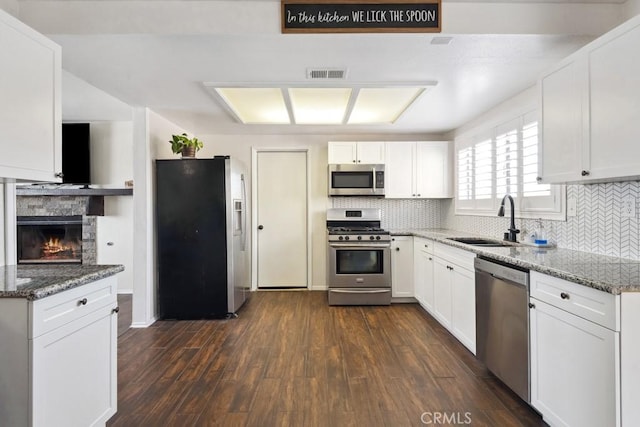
left=326, top=208, right=391, bottom=305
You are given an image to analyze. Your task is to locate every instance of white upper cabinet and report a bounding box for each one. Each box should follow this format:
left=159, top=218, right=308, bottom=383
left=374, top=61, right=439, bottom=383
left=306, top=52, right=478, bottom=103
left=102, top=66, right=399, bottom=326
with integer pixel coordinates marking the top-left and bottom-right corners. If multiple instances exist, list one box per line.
left=328, top=141, right=385, bottom=164
left=539, top=14, right=640, bottom=184
left=385, top=141, right=452, bottom=199
left=0, top=10, right=62, bottom=183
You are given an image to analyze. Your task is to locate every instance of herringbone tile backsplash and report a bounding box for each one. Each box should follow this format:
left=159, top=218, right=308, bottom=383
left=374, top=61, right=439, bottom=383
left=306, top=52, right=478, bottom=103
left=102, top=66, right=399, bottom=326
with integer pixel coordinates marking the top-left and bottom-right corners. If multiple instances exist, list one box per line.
left=332, top=181, right=640, bottom=260
left=444, top=181, right=640, bottom=261
left=331, top=197, right=442, bottom=229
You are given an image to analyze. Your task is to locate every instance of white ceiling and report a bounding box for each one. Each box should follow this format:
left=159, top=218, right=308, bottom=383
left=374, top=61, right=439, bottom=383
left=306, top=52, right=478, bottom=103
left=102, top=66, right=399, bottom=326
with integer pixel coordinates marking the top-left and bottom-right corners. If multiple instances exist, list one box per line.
left=13, top=0, right=634, bottom=136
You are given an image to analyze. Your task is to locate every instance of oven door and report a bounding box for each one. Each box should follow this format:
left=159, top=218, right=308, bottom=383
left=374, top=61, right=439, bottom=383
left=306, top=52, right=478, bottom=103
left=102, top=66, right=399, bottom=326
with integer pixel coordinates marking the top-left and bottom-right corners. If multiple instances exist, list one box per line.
left=328, top=242, right=391, bottom=288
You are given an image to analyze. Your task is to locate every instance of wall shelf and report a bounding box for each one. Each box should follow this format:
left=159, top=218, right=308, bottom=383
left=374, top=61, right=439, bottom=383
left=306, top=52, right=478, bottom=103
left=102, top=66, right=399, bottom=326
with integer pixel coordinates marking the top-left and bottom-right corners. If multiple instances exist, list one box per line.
left=16, top=185, right=133, bottom=197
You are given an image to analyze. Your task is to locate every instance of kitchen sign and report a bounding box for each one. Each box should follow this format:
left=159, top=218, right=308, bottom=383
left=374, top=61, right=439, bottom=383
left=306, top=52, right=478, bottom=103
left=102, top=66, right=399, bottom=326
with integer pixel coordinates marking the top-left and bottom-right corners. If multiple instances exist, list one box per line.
left=281, top=0, right=441, bottom=33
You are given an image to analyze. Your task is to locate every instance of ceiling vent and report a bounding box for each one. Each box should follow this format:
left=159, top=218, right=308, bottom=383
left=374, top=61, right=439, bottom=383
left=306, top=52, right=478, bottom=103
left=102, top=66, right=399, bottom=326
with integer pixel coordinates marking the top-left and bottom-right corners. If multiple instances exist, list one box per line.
left=431, top=36, right=453, bottom=45
left=306, top=68, right=347, bottom=80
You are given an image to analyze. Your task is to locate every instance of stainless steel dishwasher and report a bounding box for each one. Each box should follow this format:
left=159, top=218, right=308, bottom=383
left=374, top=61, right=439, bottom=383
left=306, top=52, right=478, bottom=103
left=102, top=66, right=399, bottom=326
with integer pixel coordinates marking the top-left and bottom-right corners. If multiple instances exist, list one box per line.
left=475, top=257, right=530, bottom=403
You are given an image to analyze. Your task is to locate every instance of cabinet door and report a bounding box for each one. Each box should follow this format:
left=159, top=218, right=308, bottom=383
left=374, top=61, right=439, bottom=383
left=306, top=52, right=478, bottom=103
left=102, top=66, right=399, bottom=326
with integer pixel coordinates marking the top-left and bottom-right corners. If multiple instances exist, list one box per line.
left=385, top=142, right=415, bottom=198
left=391, top=236, right=414, bottom=298
left=31, top=305, right=117, bottom=427
left=530, top=298, right=619, bottom=427
left=0, top=10, right=61, bottom=182
left=539, top=57, right=587, bottom=183
left=450, top=265, right=476, bottom=354
left=356, top=142, right=385, bottom=164
left=413, top=246, right=435, bottom=313
left=589, top=22, right=640, bottom=181
left=328, top=141, right=357, bottom=164
left=415, top=142, right=452, bottom=198
left=432, top=257, right=453, bottom=329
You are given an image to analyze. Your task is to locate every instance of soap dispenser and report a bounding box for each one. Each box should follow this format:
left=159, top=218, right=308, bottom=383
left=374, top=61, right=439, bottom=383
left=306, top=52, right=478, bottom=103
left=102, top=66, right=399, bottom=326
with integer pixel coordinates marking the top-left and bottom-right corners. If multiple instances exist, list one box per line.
left=534, top=219, right=547, bottom=246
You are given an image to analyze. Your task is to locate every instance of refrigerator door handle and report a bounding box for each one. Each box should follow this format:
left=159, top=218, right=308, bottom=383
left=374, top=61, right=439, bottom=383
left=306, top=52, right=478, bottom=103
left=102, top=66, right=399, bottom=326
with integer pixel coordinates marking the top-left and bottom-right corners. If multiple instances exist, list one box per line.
left=241, top=174, right=247, bottom=252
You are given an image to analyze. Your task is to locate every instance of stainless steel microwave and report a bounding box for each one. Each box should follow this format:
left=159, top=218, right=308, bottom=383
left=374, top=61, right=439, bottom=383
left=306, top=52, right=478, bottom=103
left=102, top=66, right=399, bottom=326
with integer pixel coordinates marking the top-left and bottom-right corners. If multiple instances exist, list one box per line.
left=328, top=164, right=385, bottom=196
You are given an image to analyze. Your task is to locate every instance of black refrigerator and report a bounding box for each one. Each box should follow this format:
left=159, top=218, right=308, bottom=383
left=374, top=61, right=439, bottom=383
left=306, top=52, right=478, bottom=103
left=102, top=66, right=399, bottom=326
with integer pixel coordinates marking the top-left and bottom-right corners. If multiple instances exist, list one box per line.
left=156, top=156, right=248, bottom=319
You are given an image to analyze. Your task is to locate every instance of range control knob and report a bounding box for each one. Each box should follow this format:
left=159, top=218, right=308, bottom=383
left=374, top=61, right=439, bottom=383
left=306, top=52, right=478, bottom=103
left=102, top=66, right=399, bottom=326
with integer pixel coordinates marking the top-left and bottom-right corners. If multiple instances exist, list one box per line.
left=376, top=236, right=381, bottom=240
left=338, top=236, right=344, bottom=241
left=370, top=236, right=375, bottom=240
left=357, top=236, right=362, bottom=240
left=345, top=236, right=350, bottom=241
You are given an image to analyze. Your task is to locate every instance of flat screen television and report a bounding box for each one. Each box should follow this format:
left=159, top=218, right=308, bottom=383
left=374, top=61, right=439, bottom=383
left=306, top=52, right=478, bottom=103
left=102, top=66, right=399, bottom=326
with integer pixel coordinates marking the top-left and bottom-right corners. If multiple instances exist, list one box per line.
left=61, top=123, right=91, bottom=185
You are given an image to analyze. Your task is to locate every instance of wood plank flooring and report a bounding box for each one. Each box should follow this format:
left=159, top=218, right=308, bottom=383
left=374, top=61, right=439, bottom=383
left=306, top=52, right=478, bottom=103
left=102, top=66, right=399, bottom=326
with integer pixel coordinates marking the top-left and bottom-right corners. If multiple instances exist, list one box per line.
left=107, top=291, right=546, bottom=426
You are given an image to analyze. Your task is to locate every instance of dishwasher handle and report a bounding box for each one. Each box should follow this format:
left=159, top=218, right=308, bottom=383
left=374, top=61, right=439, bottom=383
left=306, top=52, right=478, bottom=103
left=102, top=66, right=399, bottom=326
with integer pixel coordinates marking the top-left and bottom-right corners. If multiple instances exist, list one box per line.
left=474, top=257, right=529, bottom=287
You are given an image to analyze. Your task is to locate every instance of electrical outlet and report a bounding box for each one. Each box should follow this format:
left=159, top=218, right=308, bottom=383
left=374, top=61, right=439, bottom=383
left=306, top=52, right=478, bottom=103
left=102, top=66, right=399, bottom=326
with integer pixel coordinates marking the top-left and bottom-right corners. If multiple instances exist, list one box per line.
left=567, top=197, right=577, bottom=217
left=623, top=196, right=636, bottom=218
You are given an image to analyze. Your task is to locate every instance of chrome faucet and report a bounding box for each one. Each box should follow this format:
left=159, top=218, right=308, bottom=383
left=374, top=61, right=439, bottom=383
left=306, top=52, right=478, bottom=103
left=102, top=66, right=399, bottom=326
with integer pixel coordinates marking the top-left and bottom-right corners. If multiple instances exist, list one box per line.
left=498, top=194, right=520, bottom=242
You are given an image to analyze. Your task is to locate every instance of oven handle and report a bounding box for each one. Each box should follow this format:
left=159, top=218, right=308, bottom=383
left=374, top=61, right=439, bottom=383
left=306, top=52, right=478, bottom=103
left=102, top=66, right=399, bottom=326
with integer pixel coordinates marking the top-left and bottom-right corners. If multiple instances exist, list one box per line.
left=328, top=243, right=391, bottom=249
left=330, top=289, right=391, bottom=294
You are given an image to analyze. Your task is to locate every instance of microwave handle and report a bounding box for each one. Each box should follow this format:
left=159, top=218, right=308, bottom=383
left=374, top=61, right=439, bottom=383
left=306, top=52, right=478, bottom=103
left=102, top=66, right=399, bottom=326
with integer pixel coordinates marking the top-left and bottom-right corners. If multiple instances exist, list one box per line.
left=372, top=167, right=377, bottom=192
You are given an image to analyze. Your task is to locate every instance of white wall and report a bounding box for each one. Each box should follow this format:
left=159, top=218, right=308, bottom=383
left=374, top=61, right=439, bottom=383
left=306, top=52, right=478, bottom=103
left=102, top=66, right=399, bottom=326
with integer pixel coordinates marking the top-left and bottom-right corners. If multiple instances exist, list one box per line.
left=131, top=108, right=188, bottom=327
left=90, top=121, right=134, bottom=293
left=0, top=184, right=4, bottom=266
left=0, top=0, right=18, bottom=16
left=625, top=0, right=640, bottom=19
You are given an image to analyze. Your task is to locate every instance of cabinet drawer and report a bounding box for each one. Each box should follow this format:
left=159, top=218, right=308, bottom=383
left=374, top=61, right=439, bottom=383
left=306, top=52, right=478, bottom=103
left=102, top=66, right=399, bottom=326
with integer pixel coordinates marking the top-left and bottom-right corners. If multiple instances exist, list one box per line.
left=434, top=242, right=475, bottom=270
left=413, top=237, right=433, bottom=254
left=30, top=276, right=117, bottom=338
left=530, top=271, right=619, bottom=331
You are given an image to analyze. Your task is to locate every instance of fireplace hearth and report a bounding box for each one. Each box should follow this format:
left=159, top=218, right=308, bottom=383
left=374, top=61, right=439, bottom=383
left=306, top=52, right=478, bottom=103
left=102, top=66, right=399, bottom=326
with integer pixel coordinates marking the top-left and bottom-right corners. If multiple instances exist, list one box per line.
left=17, top=216, right=83, bottom=264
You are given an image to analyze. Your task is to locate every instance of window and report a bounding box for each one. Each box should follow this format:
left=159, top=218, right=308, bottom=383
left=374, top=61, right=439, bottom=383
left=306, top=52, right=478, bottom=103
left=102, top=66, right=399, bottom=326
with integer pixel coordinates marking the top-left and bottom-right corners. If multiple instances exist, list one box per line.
left=455, top=111, right=565, bottom=220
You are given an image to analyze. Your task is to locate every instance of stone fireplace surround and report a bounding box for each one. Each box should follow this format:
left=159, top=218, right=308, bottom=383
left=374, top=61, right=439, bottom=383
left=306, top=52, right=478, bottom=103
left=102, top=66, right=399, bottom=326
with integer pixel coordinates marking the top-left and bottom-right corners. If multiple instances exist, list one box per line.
left=16, top=195, right=97, bottom=264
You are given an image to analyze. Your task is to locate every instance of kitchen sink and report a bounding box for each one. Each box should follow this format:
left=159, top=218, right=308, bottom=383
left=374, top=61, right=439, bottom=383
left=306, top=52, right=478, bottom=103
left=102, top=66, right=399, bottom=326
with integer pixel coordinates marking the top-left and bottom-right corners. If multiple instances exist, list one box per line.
left=446, top=237, right=516, bottom=247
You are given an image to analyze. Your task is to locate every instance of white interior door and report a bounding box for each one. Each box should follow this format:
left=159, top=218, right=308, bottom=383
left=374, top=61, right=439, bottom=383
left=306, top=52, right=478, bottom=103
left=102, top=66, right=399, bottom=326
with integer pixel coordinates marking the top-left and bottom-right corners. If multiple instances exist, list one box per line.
left=256, top=151, right=308, bottom=288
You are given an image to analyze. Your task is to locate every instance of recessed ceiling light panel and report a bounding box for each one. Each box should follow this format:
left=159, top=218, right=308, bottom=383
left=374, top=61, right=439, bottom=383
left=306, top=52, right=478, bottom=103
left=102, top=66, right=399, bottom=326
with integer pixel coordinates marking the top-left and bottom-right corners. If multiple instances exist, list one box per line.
left=348, top=87, right=426, bottom=124
left=214, top=88, right=289, bottom=124
left=288, top=88, right=352, bottom=124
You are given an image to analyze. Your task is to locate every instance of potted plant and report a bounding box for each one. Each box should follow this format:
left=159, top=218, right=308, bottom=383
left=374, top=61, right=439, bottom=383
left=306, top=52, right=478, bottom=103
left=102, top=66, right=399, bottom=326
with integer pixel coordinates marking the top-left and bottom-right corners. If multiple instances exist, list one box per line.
left=169, top=133, right=204, bottom=158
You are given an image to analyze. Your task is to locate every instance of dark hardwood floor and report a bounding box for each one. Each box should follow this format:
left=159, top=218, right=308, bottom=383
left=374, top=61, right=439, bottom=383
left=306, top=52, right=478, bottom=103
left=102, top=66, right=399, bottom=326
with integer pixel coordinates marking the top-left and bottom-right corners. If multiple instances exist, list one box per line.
left=117, top=294, right=132, bottom=337
left=108, top=291, right=545, bottom=426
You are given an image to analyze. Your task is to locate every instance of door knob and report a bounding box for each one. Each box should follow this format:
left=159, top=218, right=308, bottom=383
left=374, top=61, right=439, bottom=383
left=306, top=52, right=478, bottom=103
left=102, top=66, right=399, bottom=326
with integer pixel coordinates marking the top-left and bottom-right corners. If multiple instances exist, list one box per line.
left=258, top=225, right=264, bottom=230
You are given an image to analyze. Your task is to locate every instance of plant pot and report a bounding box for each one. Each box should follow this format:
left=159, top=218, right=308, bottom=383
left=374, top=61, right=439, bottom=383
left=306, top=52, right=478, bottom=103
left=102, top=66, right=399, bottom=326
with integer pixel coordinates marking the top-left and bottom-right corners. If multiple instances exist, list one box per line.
left=181, top=146, right=196, bottom=158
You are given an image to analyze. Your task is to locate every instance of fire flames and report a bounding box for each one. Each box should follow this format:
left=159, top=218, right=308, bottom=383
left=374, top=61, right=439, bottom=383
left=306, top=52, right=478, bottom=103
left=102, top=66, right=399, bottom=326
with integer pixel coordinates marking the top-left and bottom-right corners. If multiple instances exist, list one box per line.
left=42, top=237, right=78, bottom=259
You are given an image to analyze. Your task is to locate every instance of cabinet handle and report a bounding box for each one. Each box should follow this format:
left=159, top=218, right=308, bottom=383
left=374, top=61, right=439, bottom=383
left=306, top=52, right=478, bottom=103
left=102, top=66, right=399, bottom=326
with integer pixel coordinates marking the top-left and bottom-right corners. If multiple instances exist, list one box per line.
left=560, top=292, right=570, bottom=300
left=447, top=265, right=453, bottom=271
left=529, top=302, right=536, bottom=309
left=112, top=306, right=120, bottom=314
left=428, top=257, right=432, bottom=261
left=55, top=172, right=64, bottom=178
left=412, top=194, right=416, bottom=197
left=581, top=170, right=590, bottom=177
left=353, top=160, right=356, bottom=163
left=395, top=247, right=400, bottom=251
left=416, top=194, right=421, bottom=197
left=536, top=176, right=542, bottom=182
left=357, top=160, right=361, bottom=163
left=78, top=298, right=88, bottom=306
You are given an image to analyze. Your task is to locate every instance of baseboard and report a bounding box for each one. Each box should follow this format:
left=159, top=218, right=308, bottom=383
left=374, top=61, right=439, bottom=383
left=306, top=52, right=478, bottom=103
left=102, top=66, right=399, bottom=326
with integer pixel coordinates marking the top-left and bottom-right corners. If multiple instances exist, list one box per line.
left=310, top=285, right=328, bottom=291
left=130, top=317, right=157, bottom=328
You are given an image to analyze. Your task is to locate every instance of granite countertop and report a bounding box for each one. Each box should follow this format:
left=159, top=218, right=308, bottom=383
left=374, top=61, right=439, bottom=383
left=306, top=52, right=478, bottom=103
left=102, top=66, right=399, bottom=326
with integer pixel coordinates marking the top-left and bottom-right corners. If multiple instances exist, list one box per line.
left=0, top=264, right=125, bottom=300
left=391, top=228, right=640, bottom=295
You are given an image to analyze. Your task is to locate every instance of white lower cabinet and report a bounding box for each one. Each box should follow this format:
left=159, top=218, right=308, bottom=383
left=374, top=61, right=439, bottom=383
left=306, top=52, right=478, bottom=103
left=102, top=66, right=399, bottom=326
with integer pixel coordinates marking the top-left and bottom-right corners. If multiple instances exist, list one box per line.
left=413, top=238, right=434, bottom=312
left=391, top=236, right=414, bottom=299
left=0, top=276, right=119, bottom=426
left=527, top=270, right=640, bottom=427
left=432, top=243, right=476, bottom=354
left=530, top=298, right=618, bottom=427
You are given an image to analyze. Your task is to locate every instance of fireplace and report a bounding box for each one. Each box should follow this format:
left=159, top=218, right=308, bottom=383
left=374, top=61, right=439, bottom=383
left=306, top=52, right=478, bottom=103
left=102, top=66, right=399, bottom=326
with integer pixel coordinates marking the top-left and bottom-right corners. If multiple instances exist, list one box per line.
left=17, top=216, right=83, bottom=264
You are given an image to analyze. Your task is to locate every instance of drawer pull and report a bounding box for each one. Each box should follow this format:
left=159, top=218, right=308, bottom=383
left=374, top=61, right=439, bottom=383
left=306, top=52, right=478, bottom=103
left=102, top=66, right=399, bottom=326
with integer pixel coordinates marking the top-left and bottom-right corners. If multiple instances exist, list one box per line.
left=112, top=306, right=120, bottom=314
left=560, top=292, right=570, bottom=300
left=78, top=298, right=88, bottom=306
left=529, top=302, right=536, bottom=309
